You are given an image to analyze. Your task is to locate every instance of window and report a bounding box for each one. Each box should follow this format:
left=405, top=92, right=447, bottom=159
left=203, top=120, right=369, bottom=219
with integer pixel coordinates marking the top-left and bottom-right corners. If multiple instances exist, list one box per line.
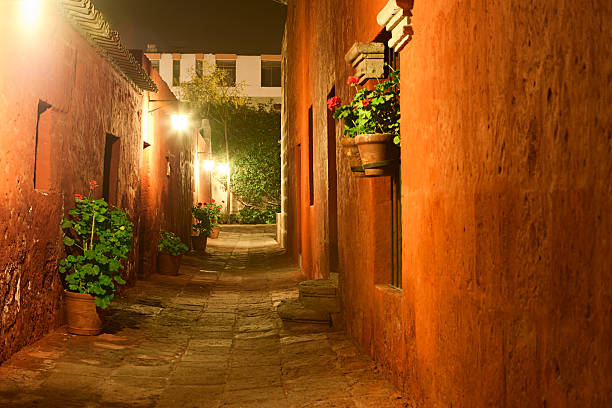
left=34, top=100, right=53, bottom=190
left=261, top=60, right=281, bottom=87
left=308, top=106, right=314, bottom=206
left=103, top=133, right=120, bottom=206
left=151, top=60, right=160, bottom=73
left=195, top=59, right=203, bottom=78
left=172, top=60, right=180, bottom=86
left=216, top=60, right=236, bottom=86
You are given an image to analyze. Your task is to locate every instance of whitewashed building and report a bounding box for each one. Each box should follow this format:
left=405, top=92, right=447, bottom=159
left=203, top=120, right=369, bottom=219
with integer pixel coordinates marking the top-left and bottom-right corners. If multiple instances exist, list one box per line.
left=145, top=46, right=281, bottom=106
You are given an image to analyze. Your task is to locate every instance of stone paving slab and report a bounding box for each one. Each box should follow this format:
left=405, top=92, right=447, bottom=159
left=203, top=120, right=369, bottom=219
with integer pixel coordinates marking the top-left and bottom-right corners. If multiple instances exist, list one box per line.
left=0, top=226, right=414, bottom=408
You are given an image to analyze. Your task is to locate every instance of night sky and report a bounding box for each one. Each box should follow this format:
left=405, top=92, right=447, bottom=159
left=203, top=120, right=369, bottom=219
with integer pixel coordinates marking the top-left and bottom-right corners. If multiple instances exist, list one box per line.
left=94, top=0, right=287, bottom=55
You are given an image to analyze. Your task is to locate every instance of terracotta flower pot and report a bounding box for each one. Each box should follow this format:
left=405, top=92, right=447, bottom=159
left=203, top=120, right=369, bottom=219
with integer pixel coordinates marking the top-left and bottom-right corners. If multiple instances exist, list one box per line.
left=340, top=137, right=364, bottom=173
left=64, top=291, right=102, bottom=336
left=355, top=133, right=397, bottom=176
left=158, top=252, right=182, bottom=275
left=209, top=226, right=221, bottom=239
left=192, top=234, right=208, bottom=251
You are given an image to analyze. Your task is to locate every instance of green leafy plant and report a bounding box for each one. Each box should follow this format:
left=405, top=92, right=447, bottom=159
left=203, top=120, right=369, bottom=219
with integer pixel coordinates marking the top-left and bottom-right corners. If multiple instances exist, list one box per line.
left=59, top=181, right=133, bottom=309
left=158, top=231, right=189, bottom=256
left=328, top=68, right=401, bottom=145
left=193, top=200, right=223, bottom=229
left=239, top=205, right=279, bottom=224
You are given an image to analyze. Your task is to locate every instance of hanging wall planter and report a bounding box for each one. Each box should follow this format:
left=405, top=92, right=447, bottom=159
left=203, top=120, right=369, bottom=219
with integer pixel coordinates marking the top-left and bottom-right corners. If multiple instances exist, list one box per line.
left=355, top=133, right=399, bottom=176
left=341, top=137, right=365, bottom=174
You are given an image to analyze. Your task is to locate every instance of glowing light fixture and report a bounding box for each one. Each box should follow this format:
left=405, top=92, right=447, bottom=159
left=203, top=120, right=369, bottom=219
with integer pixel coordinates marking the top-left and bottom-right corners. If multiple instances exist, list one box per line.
left=216, top=163, right=229, bottom=175
left=22, top=0, right=42, bottom=26
left=203, top=160, right=215, bottom=171
left=171, top=114, right=188, bottom=131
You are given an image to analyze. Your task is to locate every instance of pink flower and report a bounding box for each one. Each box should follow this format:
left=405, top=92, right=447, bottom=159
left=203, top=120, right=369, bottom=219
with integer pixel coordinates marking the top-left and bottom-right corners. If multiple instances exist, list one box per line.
left=362, top=98, right=371, bottom=107
left=347, top=76, right=359, bottom=85
left=327, top=96, right=342, bottom=111
left=74, top=194, right=83, bottom=200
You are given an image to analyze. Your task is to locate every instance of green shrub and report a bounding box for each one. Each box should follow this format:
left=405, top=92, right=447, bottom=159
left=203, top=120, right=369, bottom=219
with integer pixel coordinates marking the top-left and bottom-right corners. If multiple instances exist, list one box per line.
left=158, top=231, right=188, bottom=256
left=59, top=184, right=133, bottom=309
left=239, top=205, right=279, bottom=224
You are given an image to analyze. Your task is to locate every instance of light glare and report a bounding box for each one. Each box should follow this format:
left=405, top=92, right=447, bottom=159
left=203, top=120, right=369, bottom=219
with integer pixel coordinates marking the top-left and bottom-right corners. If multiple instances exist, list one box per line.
left=216, top=163, right=229, bottom=175
left=203, top=160, right=215, bottom=171
left=22, top=0, right=42, bottom=26
left=171, top=114, right=188, bottom=131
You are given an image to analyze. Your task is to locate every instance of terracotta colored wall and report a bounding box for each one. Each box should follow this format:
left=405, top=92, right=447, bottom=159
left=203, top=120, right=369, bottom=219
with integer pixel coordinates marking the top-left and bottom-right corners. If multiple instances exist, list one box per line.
left=284, top=0, right=612, bottom=406
left=137, top=55, right=200, bottom=277
left=0, top=3, right=196, bottom=364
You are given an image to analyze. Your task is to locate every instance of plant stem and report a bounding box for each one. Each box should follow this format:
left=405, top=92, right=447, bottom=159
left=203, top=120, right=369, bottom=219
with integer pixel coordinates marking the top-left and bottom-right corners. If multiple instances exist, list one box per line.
left=89, top=211, right=96, bottom=250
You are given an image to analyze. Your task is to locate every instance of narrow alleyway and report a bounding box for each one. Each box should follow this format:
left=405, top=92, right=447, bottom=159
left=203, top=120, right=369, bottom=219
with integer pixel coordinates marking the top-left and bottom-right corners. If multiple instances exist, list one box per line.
left=0, top=226, right=408, bottom=408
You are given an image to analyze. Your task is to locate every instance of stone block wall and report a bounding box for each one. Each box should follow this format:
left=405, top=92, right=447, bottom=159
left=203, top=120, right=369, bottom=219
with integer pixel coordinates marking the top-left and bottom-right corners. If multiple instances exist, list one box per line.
left=283, top=0, right=612, bottom=406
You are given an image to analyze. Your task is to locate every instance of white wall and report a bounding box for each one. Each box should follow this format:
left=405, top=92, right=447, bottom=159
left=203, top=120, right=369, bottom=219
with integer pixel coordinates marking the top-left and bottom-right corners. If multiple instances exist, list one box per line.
left=147, top=52, right=281, bottom=102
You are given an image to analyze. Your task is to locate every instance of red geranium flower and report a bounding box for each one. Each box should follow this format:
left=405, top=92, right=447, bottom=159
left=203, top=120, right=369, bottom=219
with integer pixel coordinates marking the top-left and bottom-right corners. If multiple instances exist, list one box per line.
left=74, top=193, right=83, bottom=200
left=327, top=96, right=342, bottom=111
left=211, top=198, right=215, bottom=203
left=198, top=202, right=202, bottom=206
left=362, top=98, right=371, bottom=107
left=89, top=180, right=97, bottom=190
left=347, top=76, right=359, bottom=85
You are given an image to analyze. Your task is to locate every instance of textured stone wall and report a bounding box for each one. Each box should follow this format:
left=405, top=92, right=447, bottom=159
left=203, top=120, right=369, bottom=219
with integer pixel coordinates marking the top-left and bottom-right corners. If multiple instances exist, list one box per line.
left=137, top=55, right=199, bottom=278
left=284, top=0, right=612, bottom=406
left=0, top=5, right=139, bottom=362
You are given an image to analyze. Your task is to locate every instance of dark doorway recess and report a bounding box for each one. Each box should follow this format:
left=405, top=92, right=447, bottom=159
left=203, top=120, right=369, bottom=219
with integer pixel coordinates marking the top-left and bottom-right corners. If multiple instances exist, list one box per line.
left=327, top=87, right=339, bottom=274
left=103, top=133, right=120, bottom=206
left=308, top=106, right=314, bottom=206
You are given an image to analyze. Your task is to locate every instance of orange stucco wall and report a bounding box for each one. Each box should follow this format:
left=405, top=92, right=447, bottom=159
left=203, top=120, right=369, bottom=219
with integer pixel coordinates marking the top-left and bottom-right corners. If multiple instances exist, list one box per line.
left=283, top=0, right=612, bottom=406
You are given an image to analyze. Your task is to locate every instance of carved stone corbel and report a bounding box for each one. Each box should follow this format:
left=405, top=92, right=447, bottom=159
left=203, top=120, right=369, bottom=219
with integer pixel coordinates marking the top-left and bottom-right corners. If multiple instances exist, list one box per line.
left=344, top=42, right=385, bottom=85
left=377, top=0, right=413, bottom=52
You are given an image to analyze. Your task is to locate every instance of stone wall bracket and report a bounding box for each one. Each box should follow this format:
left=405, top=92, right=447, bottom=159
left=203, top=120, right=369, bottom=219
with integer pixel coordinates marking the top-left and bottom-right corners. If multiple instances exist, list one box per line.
left=377, top=0, right=413, bottom=53
left=344, top=42, right=385, bottom=85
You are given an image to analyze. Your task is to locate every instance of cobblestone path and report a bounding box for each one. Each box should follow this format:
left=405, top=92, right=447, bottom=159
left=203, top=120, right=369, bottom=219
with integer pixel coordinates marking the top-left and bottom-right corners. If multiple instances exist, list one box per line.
left=0, top=226, right=410, bottom=407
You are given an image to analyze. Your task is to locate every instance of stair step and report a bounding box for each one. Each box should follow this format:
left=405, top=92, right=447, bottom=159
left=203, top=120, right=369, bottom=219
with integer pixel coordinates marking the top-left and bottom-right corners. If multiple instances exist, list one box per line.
left=277, top=299, right=331, bottom=324
left=298, top=279, right=341, bottom=313
left=298, top=279, right=337, bottom=297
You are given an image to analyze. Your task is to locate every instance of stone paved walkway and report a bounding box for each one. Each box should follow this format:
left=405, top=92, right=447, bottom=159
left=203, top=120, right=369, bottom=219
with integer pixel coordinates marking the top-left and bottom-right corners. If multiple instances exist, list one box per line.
left=0, top=225, right=410, bottom=407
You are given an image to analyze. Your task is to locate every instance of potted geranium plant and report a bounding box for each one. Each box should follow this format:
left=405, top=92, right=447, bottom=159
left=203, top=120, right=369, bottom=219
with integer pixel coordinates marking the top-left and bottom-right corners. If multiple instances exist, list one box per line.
left=158, top=231, right=188, bottom=275
left=191, top=203, right=213, bottom=250
left=328, top=69, right=400, bottom=176
left=207, top=199, right=223, bottom=239
left=59, top=180, right=133, bottom=335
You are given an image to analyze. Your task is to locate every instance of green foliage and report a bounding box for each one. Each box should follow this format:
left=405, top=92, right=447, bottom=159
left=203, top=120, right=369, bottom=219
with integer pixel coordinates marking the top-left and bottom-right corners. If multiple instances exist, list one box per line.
left=59, top=191, right=133, bottom=309
left=331, top=68, right=401, bottom=145
left=214, top=105, right=281, bottom=207
left=238, top=205, right=280, bottom=224
left=158, top=231, right=189, bottom=256
left=191, top=203, right=214, bottom=236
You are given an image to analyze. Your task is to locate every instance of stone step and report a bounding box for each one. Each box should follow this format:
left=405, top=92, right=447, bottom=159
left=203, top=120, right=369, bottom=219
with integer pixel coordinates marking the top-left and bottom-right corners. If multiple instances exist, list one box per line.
left=277, top=299, right=331, bottom=325
left=298, top=279, right=341, bottom=313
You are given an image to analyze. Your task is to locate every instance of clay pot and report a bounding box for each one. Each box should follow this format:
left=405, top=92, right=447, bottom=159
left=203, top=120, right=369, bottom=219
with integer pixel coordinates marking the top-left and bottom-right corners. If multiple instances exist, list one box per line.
left=355, top=133, right=397, bottom=176
left=340, top=137, right=364, bottom=173
left=64, top=291, right=102, bottom=336
left=192, top=234, right=208, bottom=251
left=209, top=226, right=221, bottom=239
left=158, top=252, right=182, bottom=275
